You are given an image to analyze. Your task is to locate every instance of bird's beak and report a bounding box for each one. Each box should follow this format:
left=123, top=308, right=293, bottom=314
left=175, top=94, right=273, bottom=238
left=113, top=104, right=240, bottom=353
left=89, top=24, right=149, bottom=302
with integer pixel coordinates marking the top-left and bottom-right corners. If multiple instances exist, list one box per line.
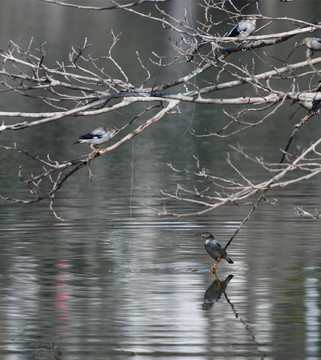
left=196, top=233, right=201, bottom=236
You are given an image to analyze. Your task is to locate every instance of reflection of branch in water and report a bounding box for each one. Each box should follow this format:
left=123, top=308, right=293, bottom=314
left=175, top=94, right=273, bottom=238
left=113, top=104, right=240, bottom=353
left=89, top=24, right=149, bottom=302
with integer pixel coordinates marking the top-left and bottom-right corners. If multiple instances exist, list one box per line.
left=294, top=206, right=320, bottom=219
left=216, top=273, right=268, bottom=359
left=203, top=274, right=233, bottom=310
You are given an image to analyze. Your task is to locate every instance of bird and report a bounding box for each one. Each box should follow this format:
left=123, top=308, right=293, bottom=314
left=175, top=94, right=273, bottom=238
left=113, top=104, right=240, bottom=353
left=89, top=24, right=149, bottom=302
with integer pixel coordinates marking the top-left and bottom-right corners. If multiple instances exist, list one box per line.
left=196, top=232, right=234, bottom=264
left=73, top=125, right=119, bottom=152
left=227, top=16, right=256, bottom=38
left=299, top=37, right=321, bottom=60
left=297, top=99, right=321, bottom=112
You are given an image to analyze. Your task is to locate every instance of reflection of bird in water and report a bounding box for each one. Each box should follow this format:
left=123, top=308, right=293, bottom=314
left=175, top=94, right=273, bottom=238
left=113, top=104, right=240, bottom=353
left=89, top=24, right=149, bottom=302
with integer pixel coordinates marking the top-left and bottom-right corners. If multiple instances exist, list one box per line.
left=203, top=275, right=234, bottom=310
left=299, top=37, right=321, bottom=60
left=196, top=232, right=234, bottom=264
left=73, top=125, right=119, bottom=152
left=227, top=17, right=256, bottom=38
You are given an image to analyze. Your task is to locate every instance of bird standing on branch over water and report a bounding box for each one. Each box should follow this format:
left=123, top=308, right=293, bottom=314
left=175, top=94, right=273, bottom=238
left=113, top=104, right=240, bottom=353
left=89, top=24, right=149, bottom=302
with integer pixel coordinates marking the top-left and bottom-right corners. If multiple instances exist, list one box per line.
left=196, top=232, right=234, bottom=265
left=73, top=125, right=119, bottom=152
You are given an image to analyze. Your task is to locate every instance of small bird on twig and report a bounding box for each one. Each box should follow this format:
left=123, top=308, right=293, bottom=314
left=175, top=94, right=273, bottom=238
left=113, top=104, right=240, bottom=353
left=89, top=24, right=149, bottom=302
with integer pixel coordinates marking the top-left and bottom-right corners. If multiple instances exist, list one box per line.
left=298, top=37, right=321, bottom=60
left=73, top=125, right=119, bottom=152
left=227, top=16, right=256, bottom=38
left=297, top=99, right=321, bottom=113
left=196, top=232, right=234, bottom=266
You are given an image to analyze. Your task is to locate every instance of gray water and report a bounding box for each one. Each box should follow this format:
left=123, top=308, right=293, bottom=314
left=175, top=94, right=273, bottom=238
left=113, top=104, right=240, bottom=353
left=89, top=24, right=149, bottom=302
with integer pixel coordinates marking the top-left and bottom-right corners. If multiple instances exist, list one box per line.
left=0, top=1, right=321, bottom=359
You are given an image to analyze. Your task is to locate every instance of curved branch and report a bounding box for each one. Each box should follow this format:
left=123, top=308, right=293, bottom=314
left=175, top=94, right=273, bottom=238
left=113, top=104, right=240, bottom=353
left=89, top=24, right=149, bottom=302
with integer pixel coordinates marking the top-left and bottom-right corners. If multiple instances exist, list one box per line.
left=38, top=0, right=169, bottom=10
left=0, top=99, right=179, bottom=217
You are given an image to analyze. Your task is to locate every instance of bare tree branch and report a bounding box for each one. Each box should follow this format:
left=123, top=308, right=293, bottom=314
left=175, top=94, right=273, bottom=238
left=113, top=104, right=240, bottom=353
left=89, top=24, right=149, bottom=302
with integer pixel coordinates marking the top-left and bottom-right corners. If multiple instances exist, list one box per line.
left=1, top=0, right=321, bottom=221
left=38, top=0, right=169, bottom=11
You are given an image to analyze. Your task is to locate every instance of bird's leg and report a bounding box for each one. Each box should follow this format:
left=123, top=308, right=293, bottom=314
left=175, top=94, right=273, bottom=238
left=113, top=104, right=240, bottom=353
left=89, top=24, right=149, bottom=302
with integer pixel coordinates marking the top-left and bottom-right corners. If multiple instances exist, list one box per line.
left=211, top=264, right=217, bottom=274
left=240, top=39, right=251, bottom=47
left=90, top=145, right=100, bottom=153
left=98, top=147, right=108, bottom=153
left=307, top=49, right=312, bottom=62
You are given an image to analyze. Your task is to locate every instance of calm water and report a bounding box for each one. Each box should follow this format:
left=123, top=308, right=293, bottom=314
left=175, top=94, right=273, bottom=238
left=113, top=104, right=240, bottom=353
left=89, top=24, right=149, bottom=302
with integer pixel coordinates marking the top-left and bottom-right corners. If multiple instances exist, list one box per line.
left=1, top=1, right=321, bottom=359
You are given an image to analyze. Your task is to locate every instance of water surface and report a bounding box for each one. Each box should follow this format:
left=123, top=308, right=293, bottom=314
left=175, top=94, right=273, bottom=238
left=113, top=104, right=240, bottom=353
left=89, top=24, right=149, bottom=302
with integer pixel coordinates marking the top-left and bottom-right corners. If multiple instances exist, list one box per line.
left=0, top=1, right=321, bottom=359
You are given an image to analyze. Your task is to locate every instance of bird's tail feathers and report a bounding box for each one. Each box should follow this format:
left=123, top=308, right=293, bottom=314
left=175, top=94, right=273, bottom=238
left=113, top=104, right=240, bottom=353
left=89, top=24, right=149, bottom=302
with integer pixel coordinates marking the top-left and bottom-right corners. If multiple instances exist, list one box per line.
left=226, top=256, right=234, bottom=264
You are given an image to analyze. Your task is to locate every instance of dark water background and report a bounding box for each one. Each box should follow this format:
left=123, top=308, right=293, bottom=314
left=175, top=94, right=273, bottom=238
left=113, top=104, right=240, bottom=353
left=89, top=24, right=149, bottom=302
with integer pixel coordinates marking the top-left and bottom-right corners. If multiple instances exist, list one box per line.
left=0, top=1, right=321, bottom=359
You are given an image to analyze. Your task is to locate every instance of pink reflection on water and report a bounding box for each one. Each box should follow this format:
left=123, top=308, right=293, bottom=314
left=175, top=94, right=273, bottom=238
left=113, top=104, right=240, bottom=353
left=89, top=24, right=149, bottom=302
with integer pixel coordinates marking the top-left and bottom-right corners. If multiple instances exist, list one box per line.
left=54, top=259, right=71, bottom=334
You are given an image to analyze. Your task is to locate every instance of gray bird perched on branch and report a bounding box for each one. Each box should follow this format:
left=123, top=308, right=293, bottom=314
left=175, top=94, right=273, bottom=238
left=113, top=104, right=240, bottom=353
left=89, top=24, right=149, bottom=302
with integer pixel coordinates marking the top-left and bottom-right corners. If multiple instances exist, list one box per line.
left=227, top=16, right=256, bottom=38
left=196, top=232, right=234, bottom=264
left=298, top=99, right=321, bottom=112
left=73, top=125, right=119, bottom=152
left=299, top=37, right=321, bottom=60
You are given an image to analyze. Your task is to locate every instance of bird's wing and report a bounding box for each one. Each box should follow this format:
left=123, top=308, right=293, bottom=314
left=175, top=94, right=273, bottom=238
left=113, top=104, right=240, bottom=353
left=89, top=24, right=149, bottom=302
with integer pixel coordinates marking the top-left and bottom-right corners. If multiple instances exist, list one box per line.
left=227, top=25, right=240, bottom=37
left=214, top=240, right=223, bottom=251
left=205, top=239, right=223, bottom=253
left=80, top=127, right=105, bottom=140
